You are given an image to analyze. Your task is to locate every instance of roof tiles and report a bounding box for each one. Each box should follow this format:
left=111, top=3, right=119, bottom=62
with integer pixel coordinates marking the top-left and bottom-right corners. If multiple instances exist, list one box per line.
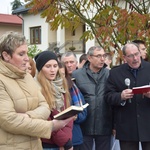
left=0, top=13, right=22, bottom=25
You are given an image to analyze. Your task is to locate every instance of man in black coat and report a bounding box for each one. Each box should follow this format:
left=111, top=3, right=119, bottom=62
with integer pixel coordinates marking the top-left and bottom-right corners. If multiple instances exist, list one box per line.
left=105, top=42, right=150, bottom=150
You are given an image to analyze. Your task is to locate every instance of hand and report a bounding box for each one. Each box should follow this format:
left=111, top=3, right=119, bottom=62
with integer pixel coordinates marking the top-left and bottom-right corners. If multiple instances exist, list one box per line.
left=73, top=115, right=77, bottom=121
left=112, top=129, right=116, bottom=136
left=52, top=116, right=74, bottom=131
left=121, top=89, right=134, bottom=100
left=143, top=91, right=150, bottom=98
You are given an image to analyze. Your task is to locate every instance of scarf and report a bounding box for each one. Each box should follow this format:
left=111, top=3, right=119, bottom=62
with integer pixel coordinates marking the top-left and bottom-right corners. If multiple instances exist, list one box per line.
left=70, top=82, right=83, bottom=106
left=51, top=77, right=66, bottom=112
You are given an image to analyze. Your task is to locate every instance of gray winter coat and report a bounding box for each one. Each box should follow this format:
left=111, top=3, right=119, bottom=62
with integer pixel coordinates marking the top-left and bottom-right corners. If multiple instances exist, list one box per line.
left=72, top=61, right=112, bottom=135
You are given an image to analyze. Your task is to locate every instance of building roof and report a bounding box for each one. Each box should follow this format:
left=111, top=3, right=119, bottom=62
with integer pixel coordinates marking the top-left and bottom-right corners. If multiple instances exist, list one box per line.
left=0, top=14, right=22, bottom=25
left=12, top=5, right=30, bottom=15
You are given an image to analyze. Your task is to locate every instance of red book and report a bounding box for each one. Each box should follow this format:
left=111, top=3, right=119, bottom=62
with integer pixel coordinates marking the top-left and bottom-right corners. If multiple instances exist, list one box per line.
left=132, top=85, right=150, bottom=94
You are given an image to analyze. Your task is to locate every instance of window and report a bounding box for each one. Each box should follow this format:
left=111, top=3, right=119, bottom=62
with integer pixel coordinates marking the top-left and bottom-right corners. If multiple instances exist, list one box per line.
left=30, top=26, right=41, bottom=44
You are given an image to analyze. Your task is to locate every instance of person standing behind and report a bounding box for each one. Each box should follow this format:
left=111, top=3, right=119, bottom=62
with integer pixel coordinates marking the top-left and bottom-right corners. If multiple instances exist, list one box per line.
left=61, top=52, right=78, bottom=75
left=59, top=62, right=87, bottom=150
left=72, top=46, right=112, bottom=150
left=104, top=53, right=121, bottom=150
left=78, top=53, right=87, bottom=68
left=105, top=42, right=150, bottom=150
left=0, top=31, right=74, bottom=150
left=60, top=52, right=88, bottom=149
left=35, top=51, right=73, bottom=150
left=105, top=52, right=112, bottom=70
left=26, top=57, right=36, bottom=77
left=132, top=40, right=148, bottom=61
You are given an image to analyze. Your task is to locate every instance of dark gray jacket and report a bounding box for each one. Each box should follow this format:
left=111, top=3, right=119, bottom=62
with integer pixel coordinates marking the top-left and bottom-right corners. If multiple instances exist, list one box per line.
left=72, top=61, right=112, bottom=135
left=105, top=60, right=150, bottom=141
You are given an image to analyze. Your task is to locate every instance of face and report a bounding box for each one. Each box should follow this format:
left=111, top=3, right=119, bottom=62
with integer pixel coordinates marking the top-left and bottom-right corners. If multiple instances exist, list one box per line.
left=78, top=60, right=86, bottom=68
left=88, top=48, right=106, bottom=72
left=139, top=44, right=147, bottom=60
left=62, top=55, right=78, bottom=74
left=124, top=44, right=141, bottom=69
left=41, top=59, right=59, bottom=81
left=3, top=44, right=29, bottom=71
left=59, top=68, right=65, bottom=77
left=26, top=61, right=32, bottom=74
left=105, top=57, right=112, bottom=66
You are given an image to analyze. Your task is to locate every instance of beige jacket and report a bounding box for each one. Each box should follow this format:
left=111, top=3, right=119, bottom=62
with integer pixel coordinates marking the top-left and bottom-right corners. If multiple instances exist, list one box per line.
left=0, top=59, right=53, bottom=150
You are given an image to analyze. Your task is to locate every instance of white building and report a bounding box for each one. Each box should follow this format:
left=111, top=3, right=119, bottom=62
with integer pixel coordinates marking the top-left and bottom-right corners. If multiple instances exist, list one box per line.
left=12, top=5, right=94, bottom=60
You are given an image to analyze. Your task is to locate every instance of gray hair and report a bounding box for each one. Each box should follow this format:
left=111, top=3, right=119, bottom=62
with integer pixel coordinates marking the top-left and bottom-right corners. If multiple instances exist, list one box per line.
left=0, top=31, right=26, bottom=59
left=61, top=51, right=77, bottom=61
left=122, top=42, right=139, bottom=55
left=87, top=46, right=103, bottom=56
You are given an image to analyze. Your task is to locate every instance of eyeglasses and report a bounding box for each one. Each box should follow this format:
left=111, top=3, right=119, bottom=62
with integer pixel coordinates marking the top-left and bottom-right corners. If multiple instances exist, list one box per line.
left=126, top=52, right=140, bottom=59
left=91, top=54, right=107, bottom=59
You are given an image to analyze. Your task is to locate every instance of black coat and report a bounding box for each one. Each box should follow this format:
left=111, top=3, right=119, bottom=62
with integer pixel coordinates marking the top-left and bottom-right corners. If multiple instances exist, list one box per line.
left=105, top=60, right=150, bottom=141
left=72, top=61, right=112, bottom=135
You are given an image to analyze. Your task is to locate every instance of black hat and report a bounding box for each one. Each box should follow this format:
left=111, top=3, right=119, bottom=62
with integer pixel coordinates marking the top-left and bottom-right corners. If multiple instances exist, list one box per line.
left=35, top=51, right=58, bottom=72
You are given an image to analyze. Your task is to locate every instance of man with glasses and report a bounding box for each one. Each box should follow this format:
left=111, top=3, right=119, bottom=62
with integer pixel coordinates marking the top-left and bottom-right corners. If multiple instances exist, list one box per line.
left=105, top=42, right=150, bottom=150
left=72, top=46, right=112, bottom=150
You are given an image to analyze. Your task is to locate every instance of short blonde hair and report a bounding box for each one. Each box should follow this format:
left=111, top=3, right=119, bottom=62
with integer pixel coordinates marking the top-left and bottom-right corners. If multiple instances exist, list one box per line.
left=0, top=31, right=26, bottom=59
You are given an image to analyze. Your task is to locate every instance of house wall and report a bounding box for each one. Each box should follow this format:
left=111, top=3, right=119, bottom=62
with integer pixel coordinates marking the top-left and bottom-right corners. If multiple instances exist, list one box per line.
left=65, top=24, right=84, bottom=53
left=0, top=24, right=22, bottom=37
left=22, top=13, right=56, bottom=51
left=48, top=23, right=57, bottom=50
left=22, top=12, right=85, bottom=53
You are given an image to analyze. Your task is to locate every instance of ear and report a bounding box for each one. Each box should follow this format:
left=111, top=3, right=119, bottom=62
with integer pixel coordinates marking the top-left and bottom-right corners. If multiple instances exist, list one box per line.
left=87, top=55, right=91, bottom=62
left=2, top=51, right=11, bottom=62
left=123, top=55, right=127, bottom=63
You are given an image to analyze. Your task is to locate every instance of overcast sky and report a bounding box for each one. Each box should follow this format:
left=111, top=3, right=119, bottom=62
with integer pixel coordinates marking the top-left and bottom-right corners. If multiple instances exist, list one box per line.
left=0, top=0, right=25, bottom=14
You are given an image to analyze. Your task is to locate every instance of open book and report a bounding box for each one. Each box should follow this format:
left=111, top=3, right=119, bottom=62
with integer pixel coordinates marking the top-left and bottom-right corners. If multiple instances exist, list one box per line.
left=132, top=85, right=150, bottom=94
left=53, top=103, right=89, bottom=120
